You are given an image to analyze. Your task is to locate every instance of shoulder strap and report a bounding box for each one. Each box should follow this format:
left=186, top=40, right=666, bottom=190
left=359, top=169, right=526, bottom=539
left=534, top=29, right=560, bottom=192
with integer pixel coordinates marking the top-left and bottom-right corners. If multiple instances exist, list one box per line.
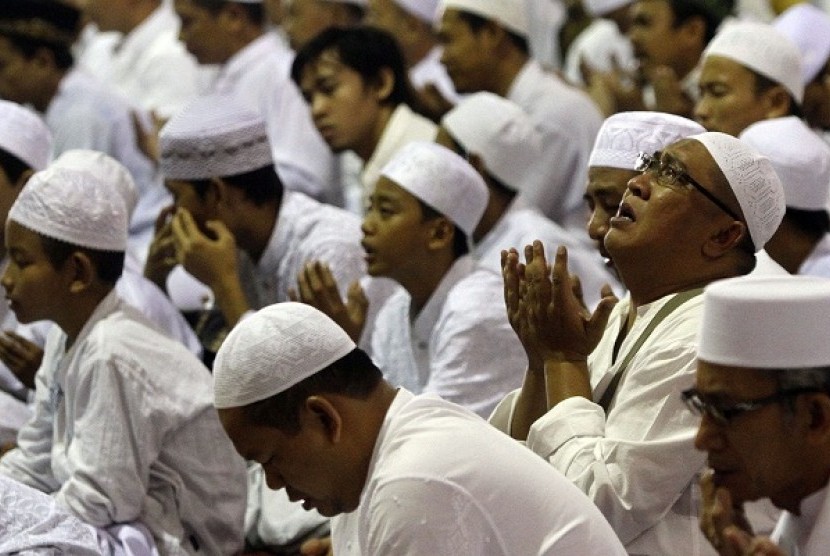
left=597, top=287, right=704, bottom=413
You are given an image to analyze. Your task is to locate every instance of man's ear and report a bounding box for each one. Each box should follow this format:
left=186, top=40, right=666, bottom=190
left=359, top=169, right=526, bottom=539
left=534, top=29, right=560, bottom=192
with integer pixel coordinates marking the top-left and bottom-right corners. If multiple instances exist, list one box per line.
left=13, top=169, right=34, bottom=190
left=373, top=67, right=396, bottom=104
left=67, top=251, right=97, bottom=294
left=426, top=217, right=455, bottom=251
left=760, top=84, right=795, bottom=120
left=702, top=220, right=747, bottom=258
left=801, top=393, right=830, bottom=446
left=305, top=395, right=344, bottom=444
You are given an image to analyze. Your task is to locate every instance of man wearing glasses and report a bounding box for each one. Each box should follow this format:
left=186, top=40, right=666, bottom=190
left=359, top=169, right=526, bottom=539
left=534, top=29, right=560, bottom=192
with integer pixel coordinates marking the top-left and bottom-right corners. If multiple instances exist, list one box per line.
left=492, top=132, right=785, bottom=554
left=689, top=275, right=830, bottom=556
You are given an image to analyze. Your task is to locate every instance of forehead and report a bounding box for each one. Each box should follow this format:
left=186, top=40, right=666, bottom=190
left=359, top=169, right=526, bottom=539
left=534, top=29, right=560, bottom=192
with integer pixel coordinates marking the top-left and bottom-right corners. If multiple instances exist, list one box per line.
left=701, top=55, right=758, bottom=85
left=439, top=9, right=472, bottom=36
left=5, top=219, right=45, bottom=253
left=174, top=0, right=211, bottom=17
left=587, top=167, right=636, bottom=197
left=631, top=0, right=674, bottom=23
left=662, top=139, right=714, bottom=179
left=301, top=51, right=357, bottom=85
left=696, top=360, right=777, bottom=396
left=372, top=176, right=420, bottom=205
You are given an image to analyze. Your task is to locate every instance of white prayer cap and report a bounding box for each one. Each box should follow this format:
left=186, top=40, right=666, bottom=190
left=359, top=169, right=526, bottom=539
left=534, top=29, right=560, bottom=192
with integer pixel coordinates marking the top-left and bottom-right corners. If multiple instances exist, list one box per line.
left=159, top=95, right=272, bottom=181
left=739, top=117, right=830, bottom=212
left=689, top=131, right=785, bottom=252
left=773, top=3, right=830, bottom=84
left=698, top=275, right=830, bottom=369
left=438, top=0, right=528, bottom=37
left=213, top=302, right=356, bottom=409
left=380, top=141, right=488, bottom=237
left=441, top=92, right=543, bottom=192
left=9, top=166, right=128, bottom=252
left=0, top=100, right=52, bottom=173
left=589, top=111, right=705, bottom=170
left=703, top=20, right=804, bottom=104
left=583, top=0, right=630, bottom=17
left=394, top=0, right=439, bottom=22
left=51, top=150, right=139, bottom=218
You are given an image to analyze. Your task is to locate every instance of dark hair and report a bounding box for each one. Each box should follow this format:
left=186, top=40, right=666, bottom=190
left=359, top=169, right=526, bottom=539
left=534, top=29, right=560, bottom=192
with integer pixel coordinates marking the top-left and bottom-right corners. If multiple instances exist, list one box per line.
left=0, top=149, right=31, bottom=185
left=418, top=200, right=469, bottom=258
left=189, top=0, right=264, bottom=22
left=188, top=164, right=283, bottom=206
left=291, top=25, right=417, bottom=109
left=0, top=0, right=80, bottom=70
left=456, top=11, right=529, bottom=55
left=669, top=0, right=734, bottom=44
left=39, top=235, right=124, bottom=284
left=752, top=71, right=803, bottom=116
left=242, top=348, right=382, bottom=434
left=784, top=208, right=830, bottom=240
left=0, top=33, right=74, bottom=70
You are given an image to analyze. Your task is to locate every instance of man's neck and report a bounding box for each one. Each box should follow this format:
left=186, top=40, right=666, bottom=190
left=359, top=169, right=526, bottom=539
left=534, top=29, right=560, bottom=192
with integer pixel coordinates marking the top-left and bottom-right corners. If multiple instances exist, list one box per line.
left=765, top=224, right=820, bottom=274
left=472, top=187, right=512, bottom=244
left=403, top=253, right=456, bottom=316
left=237, top=198, right=281, bottom=264
left=58, top=286, right=113, bottom=350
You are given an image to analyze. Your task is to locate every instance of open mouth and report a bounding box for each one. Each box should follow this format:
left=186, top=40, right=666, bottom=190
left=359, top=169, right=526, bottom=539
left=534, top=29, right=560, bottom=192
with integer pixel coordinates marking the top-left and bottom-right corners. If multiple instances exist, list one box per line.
left=610, top=201, right=636, bottom=225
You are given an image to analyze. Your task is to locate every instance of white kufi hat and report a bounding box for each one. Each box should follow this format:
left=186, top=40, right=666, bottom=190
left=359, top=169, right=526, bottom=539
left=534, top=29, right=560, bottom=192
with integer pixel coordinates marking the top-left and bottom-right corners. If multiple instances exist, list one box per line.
left=51, top=150, right=139, bottom=217
left=380, top=141, right=488, bottom=237
left=9, top=166, right=128, bottom=252
left=393, top=0, right=439, bottom=22
left=690, top=131, right=785, bottom=251
left=0, top=100, right=52, bottom=172
left=699, top=275, right=830, bottom=369
left=773, top=3, right=830, bottom=85
left=589, top=111, right=705, bottom=170
left=582, top=0, right=631, bottom=17
left=213, top=302, right=357, bottom=409
left=439, top=0, right=528, bottom=37
left=739, top=117, right=830, bottom=212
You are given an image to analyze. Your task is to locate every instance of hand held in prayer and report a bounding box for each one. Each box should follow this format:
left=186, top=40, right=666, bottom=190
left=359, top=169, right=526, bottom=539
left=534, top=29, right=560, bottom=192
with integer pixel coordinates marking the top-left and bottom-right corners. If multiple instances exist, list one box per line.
left=0, top=331, right=44, bottom=389
left=170, top=209, right=239, bottom=290
left=300, top=536, right=333, bottom=556
left=700, top=469, right=756, bottom=556
left=144, top=206, right=178, bottom=290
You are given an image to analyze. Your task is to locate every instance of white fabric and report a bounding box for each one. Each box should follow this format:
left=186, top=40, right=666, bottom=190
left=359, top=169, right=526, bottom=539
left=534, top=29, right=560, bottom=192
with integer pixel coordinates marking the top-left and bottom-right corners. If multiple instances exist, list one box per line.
left=394, top=0, right=438, bottom=22
left=368, top=256, right=525, bottom=417
left=771, top=484, right=829, bottom=556
left=0, top=100, right=51, bottom=171
left=439, top=0, right=528, bottom=37
left=704, top=20, right=804, bottom=104
left=589, top=111, right=706, bottom=170
left=773, top=3, right=830, bottom=84
left=331, top=389, right=628, bottom=556
left=442, top=92, right=543, bottom=192
left=381, top=142, right=488, bottom=237
left=564, top=18, right=636, bottom=86
left=507, top=60, right=603, bottom=231
left=0, top=390, right=32, bottom=445
left=524, top=0, right=565, bottom=71
left=10, top=167, right=128, bottom=252
left=0, top=475, right=101, bottom=555
left=408, top=46, right=459, bottom=105
left=583, top=0, right=630, bottom=16
left=799, top=234, right=830, bottom=278
left=691, top=132, right=786, bottom=251
left=214, top=303, right=357, bottom=408
left=52, top=149, right=138, bottom=216
left=698, top=275, right=830, bottom=369
left=754, top=249, right=790, bottom=276
left=739, top=116, right=830, bottom=211
left=473, top=204, right=620, bottom=308
left=0, top=291, right=247, bottom=555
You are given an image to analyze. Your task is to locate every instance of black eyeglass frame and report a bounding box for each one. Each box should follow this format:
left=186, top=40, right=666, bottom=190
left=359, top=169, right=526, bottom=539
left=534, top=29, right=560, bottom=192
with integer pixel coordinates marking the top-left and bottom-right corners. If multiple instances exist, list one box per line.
left=681, top=387, right=820, bottom=426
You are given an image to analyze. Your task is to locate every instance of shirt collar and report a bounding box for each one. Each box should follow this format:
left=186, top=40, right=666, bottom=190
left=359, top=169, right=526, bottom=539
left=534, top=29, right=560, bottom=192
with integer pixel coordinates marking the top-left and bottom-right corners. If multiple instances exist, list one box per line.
left=411, top=255, right=475, bottom=342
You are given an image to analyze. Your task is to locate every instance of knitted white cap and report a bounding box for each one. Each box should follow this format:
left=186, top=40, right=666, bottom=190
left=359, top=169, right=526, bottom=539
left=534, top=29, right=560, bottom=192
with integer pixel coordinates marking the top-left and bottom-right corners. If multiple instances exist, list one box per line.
left=704, top=20, right=804, bottom=104
left=690, top=132, right=785, bottom=251
left=438, top=0, right=528, bottom=37
left=380, top=141, right=488, bottom=237
left=441, top=92, right=543, bottom=192
left=159, top=95, right=272, bottom=181
left=9, top=166, right=128, bottom=252
left=393, top=0, right=439, bottom=22
left=739, top=117, right=830, bottom=212
left=51, top=150, right=139, bottom=218
left=589, top=111, right=705, bottom=170
left=773, top=3, right=830, bottom=85
left=213, top=302, right=357, bottom=409
left=699, top=275, right=830, bottom=369
left=0, top=100, right=52, bottom=172
left=583, top=0, right=631, bottom=17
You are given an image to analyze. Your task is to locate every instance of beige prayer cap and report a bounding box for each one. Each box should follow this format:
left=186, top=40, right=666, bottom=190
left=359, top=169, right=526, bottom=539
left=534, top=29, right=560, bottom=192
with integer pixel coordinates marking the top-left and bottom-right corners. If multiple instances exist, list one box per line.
left=9, top=167, right=128, bottom=252
left=739, top=117, right=830, bottom=212
left=703, top=21, right=804, bottom=104
left=689, top=132, right=785, bottom=252
left=438, top=0, right=528, bottom=37
left=698, top=275, right=830, bottom=369
left=589, top=111, right=705, bottom=170
left=583, top=0, right=630, bottom=17
left=159, top=95, right=272, bottom=181
left=393, top=0, right=439, bottom=22
left=51, top=150, right=139, bottom=217
left=774, top=3, right=830, bottom=84
left=213, top=302, right=356, bottom=409
left=0, top=100, right=52, bottom=173
left=380, top=141, right=488, bottom=237
left=441, top=92, right=543, bottom=192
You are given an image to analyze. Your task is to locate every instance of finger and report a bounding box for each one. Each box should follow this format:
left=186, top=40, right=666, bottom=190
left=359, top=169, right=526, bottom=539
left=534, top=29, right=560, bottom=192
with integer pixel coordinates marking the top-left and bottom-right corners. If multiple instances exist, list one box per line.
left=600, top=283, right=619, bottom=303
left=287, top=287, right=299, bottom=302
left=296, top=266, right=315, bottom=304
left=204, top=219, right=232, bottom=242
left=722, top=525, right=754, bottom=555
left=550, top=244, right=570, bottom=303
left=154, top=205, right=176, bottom=234
left=571, top=273, right=585, bottom=311
left=588, top=294, right=618, bottom=332
left=347, top=280, right=369, bottom=317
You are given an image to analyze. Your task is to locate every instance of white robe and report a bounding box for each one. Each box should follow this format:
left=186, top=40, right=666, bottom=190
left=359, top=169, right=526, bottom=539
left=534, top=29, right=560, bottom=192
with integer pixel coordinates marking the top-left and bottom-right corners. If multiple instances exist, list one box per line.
left=408, top=46, right=459, bottom=104
left=771, top=484, right=830, bottom=556
left=564, top=19, right=636, bottom=86
left=799, top=233, right=830, bottom=277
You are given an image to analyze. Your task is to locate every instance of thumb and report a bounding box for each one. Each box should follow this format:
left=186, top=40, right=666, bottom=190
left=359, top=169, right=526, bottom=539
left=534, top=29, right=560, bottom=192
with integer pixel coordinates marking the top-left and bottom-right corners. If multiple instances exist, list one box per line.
left=347, top=281, right=369, bottom=317
left=589, top=293, right=618, bottom=332
left=204, top=219, right=232, bottom=241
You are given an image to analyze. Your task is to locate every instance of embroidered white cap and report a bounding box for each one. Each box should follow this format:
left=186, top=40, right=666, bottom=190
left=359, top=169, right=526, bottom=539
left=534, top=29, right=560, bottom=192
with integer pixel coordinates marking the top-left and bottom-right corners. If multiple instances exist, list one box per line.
left=739, top=117, right=830, bottom=212
left=441, top=92, right=543, bottom=192
left=380, top=141, right=488, bottom=237
left=393, top=0, right=439, bottom=22
left=0, top=100, right=52, bottom=172
left=159, top=95, right=272, bottom=181
left=699, top=275, right=830, bottom=368
left=9, top=166, right=128, bottom=252
left=704, top=20, right=804, bottom=104
left=213, top=302, right=357, bottom=409
left=51, top=150, right=139, bottom=217
left=438, top=0, right=528, bottom=37
left=582, top=0, right=631, bottom=17
left=589, top=111, right=705, bottom=170
left=690, top=131, right=785, bottom=252
left=773, top=3, right=830, bottom=84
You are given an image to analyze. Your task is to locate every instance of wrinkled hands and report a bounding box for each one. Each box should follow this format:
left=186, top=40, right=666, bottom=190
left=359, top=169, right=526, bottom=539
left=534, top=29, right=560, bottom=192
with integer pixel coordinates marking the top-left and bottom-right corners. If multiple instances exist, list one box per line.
left=0, top=331, right=43, bottom=389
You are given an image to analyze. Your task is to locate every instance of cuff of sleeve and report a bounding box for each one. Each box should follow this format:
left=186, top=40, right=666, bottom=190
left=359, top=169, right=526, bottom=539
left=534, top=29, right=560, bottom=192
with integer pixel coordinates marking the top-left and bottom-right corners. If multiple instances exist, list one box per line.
left=526, top=396, right=605, bottom=459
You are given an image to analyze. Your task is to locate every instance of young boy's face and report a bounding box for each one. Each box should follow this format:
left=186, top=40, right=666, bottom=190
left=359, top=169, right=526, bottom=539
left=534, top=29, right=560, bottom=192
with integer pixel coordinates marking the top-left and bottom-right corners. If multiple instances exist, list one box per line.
left=2, top=220, right=70, bottom=324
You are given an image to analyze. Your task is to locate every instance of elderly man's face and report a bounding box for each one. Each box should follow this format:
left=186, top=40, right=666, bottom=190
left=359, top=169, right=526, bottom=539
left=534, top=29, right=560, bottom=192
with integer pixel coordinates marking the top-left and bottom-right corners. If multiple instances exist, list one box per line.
left=692, top=362, right=810, bottom=511
left=584, top=167, right=635, bottom=265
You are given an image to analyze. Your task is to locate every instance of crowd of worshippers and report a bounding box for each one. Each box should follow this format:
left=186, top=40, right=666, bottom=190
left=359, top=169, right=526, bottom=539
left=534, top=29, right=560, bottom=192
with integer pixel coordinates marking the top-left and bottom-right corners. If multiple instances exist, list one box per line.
left=3, top=0, right=830, bottom=554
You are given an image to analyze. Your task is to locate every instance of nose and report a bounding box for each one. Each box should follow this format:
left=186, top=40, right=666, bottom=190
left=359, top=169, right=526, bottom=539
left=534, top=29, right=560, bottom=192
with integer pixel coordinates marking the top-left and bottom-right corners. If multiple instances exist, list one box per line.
left=361, top=212, right=376, bottom=237
left=309, top=93, right=327, bottom=122
left=693, top=97, right=710, bottom=127
left=694, top=413, right=726, bottom=453
left=587, top=207, right=611, bottom=242
left=625, top=172, right=651, bottom=200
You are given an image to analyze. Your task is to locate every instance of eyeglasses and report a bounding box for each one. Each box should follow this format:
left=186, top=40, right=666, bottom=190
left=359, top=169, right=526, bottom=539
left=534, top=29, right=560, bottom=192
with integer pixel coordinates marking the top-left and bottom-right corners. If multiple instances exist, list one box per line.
left=681, top=387, right=819, bottom=426
left=635, top=151, right=742, bottom=222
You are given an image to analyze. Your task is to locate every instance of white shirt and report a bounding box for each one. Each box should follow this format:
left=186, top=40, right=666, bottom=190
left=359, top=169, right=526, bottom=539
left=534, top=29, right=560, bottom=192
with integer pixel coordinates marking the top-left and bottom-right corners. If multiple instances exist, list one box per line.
left=0, top=475, right=101, bottom=555
left=564, top=19, right=636, bottom=86
left=331, top=389, right=628, bottom=556
left=408, top=46, right=459, bottom=104
left=0, top=291, right=247, bottom=555
left=507, top=60, right=604, bottom=231
left=799, top=234, right=830, bottom=277
left=368, top=256, right=526, bottom=418
left=771, top=484, right=830, bottom=556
